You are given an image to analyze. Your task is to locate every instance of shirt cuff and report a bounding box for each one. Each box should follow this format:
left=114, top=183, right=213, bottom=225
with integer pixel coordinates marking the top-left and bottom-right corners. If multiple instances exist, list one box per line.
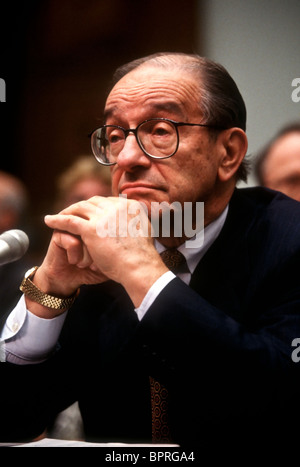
left=1, top=295, right=67, bottom=364
left=135, top=271, right=176, bottom=321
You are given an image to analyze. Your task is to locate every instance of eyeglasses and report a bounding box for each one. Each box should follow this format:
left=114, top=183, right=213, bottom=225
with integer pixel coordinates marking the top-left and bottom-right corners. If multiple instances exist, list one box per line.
left=90, top=118, right=225, bottom=166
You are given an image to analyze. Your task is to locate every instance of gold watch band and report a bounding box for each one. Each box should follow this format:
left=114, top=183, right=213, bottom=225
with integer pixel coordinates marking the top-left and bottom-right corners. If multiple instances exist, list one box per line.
left=20, top=266, right=79, bottom=310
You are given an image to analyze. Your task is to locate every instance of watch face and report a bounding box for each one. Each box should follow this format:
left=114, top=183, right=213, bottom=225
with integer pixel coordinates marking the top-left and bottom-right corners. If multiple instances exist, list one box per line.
left=25, top=266, right=37, bottom=278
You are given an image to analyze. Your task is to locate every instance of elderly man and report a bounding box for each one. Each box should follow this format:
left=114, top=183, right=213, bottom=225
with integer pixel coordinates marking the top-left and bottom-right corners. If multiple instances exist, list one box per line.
left=1, top=53, right=300, bottom=453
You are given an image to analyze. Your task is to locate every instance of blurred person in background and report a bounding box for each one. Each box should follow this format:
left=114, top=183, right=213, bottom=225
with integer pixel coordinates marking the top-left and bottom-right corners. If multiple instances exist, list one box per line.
left=0, top=171, right=31, bottom=327
left=254, top=122, right=300, bottom=201
left=54, top=155, right=111, bottom=212
left=0, top=170, right=29, bottom=234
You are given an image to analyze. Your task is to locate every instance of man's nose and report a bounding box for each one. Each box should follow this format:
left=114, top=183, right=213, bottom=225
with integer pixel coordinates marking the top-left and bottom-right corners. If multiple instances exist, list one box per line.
left=116, top=134, right=151, bottom=170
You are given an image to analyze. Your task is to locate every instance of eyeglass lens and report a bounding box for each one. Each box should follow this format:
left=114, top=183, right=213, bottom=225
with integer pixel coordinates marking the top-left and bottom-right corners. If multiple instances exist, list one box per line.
left=93, top=119, right=178, bottom=164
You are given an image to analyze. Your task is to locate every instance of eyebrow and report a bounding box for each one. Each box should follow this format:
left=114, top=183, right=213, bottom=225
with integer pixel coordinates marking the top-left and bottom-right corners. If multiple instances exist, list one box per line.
left=103, top=107, right=117, bottom=122
left=150, top=101, right=186, bottom=117
left=103, top=100, right=186, bottom=123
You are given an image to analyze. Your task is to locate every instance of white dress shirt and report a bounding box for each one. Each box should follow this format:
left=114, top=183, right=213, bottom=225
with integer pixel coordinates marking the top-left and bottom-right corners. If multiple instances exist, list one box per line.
left=0, top=206, right=228, bottom=364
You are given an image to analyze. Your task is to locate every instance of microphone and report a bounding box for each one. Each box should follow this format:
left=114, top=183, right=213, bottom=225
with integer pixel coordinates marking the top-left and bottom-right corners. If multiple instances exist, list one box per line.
left=0, top=229, right=29, bottom=266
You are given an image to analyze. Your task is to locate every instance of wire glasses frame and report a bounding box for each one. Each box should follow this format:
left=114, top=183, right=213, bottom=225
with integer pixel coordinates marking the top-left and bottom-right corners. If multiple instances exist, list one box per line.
left=90, top=118, right=225, bottom=166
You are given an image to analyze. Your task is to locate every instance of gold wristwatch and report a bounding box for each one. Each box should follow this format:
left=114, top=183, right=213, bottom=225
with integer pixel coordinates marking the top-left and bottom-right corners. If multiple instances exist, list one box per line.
left=20, top=266, right=79, bottom=310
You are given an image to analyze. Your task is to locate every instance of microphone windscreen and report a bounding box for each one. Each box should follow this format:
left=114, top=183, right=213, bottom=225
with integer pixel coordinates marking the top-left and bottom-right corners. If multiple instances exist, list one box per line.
left=0, top=229, right=29, bottom=266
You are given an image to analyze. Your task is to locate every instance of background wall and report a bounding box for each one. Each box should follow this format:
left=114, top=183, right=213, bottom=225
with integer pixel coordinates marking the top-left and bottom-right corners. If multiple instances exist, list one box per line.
left=200, top=0, right=300, bottom=185
left=1, top=0, right=198, bottom=207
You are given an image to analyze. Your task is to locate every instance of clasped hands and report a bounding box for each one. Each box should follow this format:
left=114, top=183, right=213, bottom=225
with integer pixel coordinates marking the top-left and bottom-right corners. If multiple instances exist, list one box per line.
left=34, top=196, right=168, bottom=309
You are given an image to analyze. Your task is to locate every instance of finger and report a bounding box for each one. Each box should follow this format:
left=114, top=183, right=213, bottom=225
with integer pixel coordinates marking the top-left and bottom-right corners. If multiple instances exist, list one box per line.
left=87, top=195, right=118, bottom=207
left=54, top=231, right=87, bottom=266
left=58, top=198, right=106, bottom=216
left=45, top=214, right=88, bottom=237
left=76, top=244, right=94, bottom=269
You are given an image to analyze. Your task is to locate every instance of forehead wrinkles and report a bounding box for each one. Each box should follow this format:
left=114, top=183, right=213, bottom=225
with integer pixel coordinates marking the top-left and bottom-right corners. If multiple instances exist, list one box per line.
left=105, top=73, right=201, bottom=119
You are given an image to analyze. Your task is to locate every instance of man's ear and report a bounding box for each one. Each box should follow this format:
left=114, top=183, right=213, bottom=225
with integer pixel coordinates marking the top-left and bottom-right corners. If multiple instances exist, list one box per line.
left=217, top=128, right=248, bottom=182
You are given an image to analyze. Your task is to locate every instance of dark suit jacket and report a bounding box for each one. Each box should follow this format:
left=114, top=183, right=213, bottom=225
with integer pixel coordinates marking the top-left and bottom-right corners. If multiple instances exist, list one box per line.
left=2, top=187, right=300, bottom=453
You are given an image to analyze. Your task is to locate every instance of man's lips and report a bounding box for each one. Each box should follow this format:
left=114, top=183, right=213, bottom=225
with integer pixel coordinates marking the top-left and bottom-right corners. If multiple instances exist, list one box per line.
left=120, top=183, right=162, bottom=195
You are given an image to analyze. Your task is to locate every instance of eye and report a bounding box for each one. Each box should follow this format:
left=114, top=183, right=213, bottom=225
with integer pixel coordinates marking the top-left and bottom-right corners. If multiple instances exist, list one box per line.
left=106, top=127, right=124, bottom=145
left=151, top=122, right=173, bottom=137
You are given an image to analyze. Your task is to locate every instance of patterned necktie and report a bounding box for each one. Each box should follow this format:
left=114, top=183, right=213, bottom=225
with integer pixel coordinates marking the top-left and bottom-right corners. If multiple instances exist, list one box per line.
left=149, top=376, right=171, bottom=443
left=160, top=248, right=188, bottom=275
left=149, top=249, right=187, bottom=443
